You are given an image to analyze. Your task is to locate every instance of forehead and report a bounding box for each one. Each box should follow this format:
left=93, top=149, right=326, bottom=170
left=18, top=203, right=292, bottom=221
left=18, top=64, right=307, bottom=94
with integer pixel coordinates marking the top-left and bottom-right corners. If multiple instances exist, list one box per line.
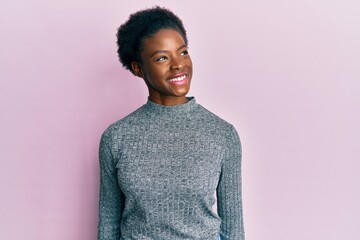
left=141, top=29, right=186, bottom=53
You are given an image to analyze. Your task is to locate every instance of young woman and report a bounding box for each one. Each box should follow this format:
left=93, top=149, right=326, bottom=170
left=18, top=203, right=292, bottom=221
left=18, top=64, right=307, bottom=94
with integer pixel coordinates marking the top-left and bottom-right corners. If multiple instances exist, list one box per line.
left=98, top=6, right=245, bottom=240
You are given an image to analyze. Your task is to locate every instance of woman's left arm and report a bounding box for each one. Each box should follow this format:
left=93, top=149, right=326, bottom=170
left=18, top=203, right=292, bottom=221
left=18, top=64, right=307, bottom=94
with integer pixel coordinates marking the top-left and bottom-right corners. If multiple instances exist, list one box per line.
left=217, top=125, right=245, bottom=240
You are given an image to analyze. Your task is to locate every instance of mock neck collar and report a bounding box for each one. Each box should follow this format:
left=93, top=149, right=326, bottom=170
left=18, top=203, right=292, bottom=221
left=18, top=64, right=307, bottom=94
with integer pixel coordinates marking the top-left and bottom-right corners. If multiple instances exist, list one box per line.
left=143, top=97, right=197, bottom=116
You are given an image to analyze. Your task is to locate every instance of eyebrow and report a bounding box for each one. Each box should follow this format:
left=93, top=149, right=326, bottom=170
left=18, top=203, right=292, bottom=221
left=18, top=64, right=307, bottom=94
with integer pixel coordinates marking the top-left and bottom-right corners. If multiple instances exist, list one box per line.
left=150, top=44, right=188, bottom=58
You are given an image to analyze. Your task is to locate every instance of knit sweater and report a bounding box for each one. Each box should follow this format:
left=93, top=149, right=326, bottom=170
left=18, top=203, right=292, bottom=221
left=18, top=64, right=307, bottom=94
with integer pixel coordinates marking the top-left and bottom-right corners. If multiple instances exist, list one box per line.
left=98, top=97, right=245, bottom=240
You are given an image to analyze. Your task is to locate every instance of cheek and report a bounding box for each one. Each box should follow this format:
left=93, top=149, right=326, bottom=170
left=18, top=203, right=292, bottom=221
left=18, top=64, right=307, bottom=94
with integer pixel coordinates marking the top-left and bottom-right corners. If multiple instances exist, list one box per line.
left=144, top=65, right=158, bottom=77
left=187, top=62, right=193, bottom=78
left=186, top=57, right=193, bottom=69
left=146, top=65, right=168, bottom=83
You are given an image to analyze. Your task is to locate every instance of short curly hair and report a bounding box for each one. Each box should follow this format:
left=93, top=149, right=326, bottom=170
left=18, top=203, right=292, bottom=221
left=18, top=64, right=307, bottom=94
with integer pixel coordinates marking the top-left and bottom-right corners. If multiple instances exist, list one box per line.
left=116, top=6, right=188, bottom=75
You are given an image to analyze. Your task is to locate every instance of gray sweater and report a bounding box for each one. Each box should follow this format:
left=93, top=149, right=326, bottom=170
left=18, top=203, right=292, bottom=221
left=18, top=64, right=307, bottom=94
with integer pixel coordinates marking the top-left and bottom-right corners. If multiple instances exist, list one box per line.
left=98, top=97, right=245, bottom=240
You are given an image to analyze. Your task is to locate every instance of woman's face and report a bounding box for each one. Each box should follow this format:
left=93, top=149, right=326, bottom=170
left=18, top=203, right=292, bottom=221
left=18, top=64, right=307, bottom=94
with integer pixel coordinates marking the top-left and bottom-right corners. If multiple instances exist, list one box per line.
left=132, top=28, right=193, bottom=105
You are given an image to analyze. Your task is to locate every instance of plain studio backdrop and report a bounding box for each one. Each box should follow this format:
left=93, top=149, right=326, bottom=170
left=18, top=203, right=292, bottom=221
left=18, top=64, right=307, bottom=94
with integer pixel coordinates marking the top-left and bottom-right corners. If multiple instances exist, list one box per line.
left=0, top=0, right=359, bottom=239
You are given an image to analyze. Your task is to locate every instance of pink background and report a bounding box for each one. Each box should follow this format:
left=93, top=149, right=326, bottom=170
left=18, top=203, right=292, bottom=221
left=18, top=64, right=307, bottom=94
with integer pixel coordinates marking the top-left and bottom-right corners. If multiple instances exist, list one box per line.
left=1, top=1, right=359, bottom=239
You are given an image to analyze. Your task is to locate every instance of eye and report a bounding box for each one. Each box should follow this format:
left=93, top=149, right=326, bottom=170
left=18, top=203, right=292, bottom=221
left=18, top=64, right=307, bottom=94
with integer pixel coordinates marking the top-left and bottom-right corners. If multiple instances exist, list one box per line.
left=180, top=50, right=189, bottom=56
left=156, top=56, right=167, bottom=62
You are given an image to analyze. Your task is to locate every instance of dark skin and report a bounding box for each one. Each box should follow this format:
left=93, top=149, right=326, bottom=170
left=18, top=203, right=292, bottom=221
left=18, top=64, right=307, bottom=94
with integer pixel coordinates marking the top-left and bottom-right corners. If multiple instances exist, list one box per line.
left=131, top=29, right=193, bottom=106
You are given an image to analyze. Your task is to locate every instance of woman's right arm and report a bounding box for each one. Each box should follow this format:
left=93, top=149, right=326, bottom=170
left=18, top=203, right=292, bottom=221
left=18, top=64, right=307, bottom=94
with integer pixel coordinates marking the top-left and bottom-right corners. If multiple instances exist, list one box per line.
left=98, top=129, right=124, bottom=240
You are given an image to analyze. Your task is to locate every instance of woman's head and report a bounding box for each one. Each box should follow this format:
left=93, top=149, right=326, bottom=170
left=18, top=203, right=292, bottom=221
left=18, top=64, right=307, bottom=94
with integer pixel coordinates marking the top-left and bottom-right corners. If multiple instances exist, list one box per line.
left=116, top=6, right=192, bottom=105
left=116, top=6, right=188, bottom=75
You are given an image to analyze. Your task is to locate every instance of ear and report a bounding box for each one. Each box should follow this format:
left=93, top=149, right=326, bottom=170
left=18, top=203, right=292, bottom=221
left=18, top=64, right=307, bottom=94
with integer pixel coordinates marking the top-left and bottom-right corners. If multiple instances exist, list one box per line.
left=131, top=62, right=144, bottom=78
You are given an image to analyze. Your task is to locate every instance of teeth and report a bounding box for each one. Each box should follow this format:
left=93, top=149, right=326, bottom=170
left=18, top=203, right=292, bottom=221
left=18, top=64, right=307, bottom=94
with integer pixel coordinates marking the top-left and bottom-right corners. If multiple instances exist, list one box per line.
left=169, top=75, right=186, bottom=82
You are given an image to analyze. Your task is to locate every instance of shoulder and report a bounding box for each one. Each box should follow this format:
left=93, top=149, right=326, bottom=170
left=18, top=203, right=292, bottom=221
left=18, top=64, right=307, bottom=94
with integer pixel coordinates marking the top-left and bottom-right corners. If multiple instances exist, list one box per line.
left=195, top=103, right=235, bottom=131
left=195, top=103, right=241, bottom=147
left=100, top=105, right=147, bottom=143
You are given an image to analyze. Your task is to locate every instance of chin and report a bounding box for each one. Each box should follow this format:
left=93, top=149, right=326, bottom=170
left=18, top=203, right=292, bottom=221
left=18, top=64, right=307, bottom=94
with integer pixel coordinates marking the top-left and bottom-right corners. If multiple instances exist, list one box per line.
left=174, top=88, right=190, bottom=97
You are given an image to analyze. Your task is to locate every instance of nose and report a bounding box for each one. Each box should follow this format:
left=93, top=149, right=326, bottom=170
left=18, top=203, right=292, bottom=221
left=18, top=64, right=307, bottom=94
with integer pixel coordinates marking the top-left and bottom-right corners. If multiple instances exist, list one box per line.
left=170, top=56, right=184, bottom=71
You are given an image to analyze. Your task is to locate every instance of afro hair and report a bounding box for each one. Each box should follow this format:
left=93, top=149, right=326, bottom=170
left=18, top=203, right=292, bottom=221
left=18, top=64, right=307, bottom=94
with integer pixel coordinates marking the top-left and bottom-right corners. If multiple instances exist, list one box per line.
left=116, top=6, right=188, bottom=75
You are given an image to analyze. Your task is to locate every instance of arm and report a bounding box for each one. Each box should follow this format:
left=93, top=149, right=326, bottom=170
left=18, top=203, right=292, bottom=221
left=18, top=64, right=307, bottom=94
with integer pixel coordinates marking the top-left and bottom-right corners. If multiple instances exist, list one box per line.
left=98, top=129, right=124, bottom=240
left=217, top=125, right=245, bottom=240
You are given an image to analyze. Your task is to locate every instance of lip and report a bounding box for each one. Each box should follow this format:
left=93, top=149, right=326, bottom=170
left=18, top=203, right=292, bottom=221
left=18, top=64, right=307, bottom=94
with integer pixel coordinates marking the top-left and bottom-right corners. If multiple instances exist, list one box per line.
left=168, top=72, right=187, bottom=80
left=167, top=72, right=188, bottom=86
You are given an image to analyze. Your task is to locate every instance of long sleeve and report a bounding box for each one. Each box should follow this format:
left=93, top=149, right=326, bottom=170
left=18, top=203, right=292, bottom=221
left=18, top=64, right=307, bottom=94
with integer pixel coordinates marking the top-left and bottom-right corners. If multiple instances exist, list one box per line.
left=217, top=125, right=245, bottom=240
left=96, top=98, right=244, bottom=239
left=98, top=129, right=124, bottom=240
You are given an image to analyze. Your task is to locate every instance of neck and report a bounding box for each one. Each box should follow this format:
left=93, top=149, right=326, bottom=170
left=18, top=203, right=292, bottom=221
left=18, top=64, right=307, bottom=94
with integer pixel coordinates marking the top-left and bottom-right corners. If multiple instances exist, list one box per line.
left=144, top=96, right=196, bottom=117
left=148, top=95, right=188, bottom=106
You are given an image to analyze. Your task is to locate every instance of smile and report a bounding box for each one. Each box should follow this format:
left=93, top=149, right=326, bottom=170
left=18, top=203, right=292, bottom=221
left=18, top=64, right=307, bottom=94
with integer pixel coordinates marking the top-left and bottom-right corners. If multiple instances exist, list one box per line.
left=168, top=74, right=187, bottom=82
